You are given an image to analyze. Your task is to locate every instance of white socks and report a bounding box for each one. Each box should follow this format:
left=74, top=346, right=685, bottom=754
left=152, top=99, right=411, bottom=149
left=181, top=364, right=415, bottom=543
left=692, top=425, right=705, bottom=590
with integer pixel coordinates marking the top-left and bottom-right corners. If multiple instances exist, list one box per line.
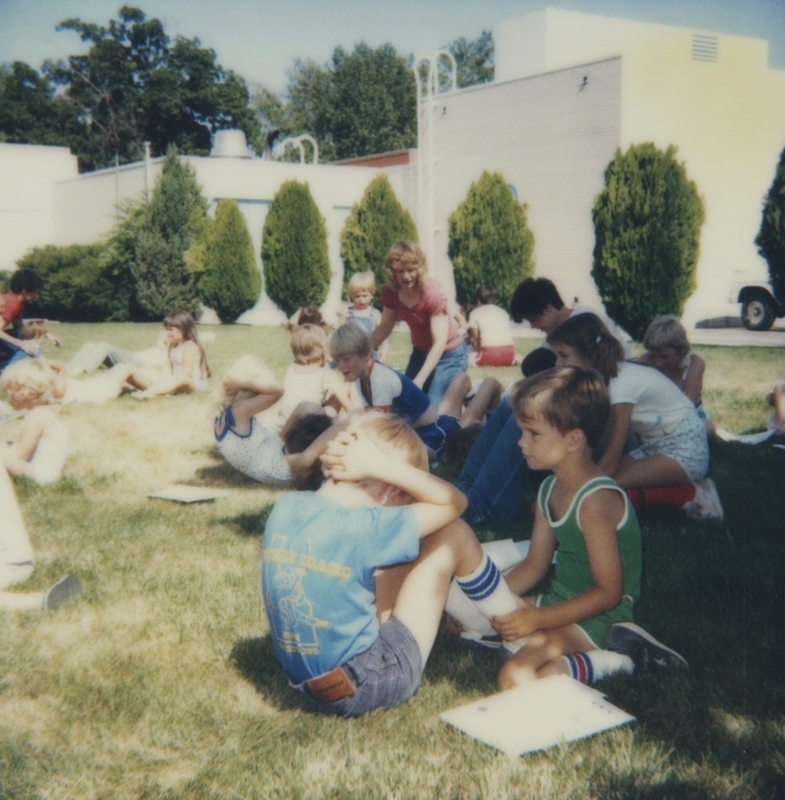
left=454, top=553, right=519, bottom=620
left=563, top=650, right=634, bottom=684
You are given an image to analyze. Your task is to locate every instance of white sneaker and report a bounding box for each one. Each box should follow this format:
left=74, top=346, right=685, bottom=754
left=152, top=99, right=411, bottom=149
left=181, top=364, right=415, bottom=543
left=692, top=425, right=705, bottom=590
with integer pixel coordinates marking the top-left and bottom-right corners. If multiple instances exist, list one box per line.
left=682, top=479, right=724, bottom=522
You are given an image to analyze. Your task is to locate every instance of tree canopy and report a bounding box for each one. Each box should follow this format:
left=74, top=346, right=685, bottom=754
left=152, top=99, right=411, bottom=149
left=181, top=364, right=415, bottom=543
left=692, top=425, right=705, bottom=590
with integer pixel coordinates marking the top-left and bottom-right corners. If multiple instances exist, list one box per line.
left=1, top=6, right=259, bottom=170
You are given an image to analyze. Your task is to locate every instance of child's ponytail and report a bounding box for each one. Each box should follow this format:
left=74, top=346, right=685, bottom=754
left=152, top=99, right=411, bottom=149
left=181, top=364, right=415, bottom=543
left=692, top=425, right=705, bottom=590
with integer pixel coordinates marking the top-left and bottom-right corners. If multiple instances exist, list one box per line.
left=547, top=313, right=624, bottom=383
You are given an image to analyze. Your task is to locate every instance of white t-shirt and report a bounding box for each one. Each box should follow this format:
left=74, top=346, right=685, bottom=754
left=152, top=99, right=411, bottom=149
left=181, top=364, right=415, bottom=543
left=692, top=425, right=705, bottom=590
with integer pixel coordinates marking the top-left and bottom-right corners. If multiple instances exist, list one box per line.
left=277, top=363, right=343, bottom=428
left=0, top=464, right=33, bottom=565
left=609, top=361, right=697, bottom=444
left=467, top=304, right=514, bottom=348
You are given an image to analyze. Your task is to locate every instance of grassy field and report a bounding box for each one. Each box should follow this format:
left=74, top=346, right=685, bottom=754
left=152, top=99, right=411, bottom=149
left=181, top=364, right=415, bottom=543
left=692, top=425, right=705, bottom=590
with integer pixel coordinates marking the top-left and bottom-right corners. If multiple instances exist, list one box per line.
left=1, top=322, right=783, bottom=799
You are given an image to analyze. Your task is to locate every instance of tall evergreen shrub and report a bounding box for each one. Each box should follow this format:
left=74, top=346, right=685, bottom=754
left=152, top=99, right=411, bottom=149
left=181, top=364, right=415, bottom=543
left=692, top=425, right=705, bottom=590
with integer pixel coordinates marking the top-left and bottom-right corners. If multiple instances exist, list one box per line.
left=340, top=174, right=417, bottom=304
left=755, top=144, right=785, bottom=303
left=189, top=199, right=261, bottom=323
left=132, top=146, right=207, bottom=319
left=447, top=171, right=535, bottom=309
left=592, top=143, right=704, bottom=341
left=262, top=180, right=330, bottom=316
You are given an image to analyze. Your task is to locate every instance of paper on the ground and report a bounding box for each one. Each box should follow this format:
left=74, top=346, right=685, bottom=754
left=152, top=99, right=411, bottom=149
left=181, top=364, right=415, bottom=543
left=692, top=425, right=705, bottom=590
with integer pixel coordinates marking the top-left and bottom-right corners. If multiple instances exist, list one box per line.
left=149, top=485, right=231, bottom=503
left=440, top=674, right=635, bottom=757
left=715, top=428, right=776, bottom=444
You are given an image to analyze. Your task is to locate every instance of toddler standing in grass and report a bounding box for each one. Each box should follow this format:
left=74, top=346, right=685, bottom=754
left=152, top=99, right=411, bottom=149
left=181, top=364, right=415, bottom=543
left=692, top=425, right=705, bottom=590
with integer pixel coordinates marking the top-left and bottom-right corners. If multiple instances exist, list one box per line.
left=482, top=367, right=685, bottom=688
left=261, top=412, right=521, bottom=717
left=338, top=270, right=387, bottom=362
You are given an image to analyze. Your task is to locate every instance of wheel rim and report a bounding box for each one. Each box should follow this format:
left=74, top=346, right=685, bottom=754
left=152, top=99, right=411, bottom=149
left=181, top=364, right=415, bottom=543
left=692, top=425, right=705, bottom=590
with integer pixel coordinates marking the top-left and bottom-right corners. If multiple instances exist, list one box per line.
left=746, top=301, right=765, bottom=324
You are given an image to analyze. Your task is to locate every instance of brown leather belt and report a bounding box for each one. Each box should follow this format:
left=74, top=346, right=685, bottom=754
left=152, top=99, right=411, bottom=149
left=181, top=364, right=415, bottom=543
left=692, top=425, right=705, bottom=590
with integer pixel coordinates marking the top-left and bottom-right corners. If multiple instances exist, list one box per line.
left=305, top=666, right=356, bottom=703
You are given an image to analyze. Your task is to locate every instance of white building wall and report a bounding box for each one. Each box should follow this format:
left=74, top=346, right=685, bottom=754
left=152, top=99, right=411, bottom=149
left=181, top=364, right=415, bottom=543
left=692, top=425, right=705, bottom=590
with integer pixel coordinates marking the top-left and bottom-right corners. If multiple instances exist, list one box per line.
left=494, top=8, right=785, bottom=325
left=425, top=57, right=622, bottom=310
left=0, top=144, right=79, bottom=272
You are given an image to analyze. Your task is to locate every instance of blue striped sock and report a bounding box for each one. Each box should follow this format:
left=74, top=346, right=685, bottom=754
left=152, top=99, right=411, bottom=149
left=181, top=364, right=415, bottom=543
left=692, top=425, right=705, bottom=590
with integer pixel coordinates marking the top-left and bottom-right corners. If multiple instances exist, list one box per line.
left=455, top=554, right=518, bottom=619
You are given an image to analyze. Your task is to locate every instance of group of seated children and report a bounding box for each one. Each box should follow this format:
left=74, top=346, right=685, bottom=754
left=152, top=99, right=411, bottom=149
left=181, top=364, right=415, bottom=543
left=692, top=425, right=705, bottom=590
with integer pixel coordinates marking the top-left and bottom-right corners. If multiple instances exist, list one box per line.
left=261, top=365, right=687, bottom=717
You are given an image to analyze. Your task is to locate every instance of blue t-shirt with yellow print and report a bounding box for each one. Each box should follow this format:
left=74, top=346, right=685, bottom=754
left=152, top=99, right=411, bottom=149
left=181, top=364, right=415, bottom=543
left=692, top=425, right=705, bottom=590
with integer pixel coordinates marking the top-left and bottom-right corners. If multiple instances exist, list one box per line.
left=261, top=490, right=419, bottom=685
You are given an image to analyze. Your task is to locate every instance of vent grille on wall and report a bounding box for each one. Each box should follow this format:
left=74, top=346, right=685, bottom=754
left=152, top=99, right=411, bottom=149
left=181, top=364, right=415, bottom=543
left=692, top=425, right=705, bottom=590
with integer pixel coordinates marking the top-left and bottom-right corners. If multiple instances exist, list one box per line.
left=692, top=34, right=718, bottom=63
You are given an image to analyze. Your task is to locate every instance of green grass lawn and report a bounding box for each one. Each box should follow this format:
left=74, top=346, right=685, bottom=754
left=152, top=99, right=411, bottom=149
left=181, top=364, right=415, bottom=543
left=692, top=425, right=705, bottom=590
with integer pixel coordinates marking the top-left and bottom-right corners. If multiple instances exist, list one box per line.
left=1, top=323, right=783, bottom=799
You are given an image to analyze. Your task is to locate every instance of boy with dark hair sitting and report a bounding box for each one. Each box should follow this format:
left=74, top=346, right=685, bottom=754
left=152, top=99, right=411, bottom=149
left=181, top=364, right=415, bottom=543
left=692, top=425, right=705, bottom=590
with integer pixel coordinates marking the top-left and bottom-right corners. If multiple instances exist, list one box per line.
left=261, top=412, right=521, bottom=716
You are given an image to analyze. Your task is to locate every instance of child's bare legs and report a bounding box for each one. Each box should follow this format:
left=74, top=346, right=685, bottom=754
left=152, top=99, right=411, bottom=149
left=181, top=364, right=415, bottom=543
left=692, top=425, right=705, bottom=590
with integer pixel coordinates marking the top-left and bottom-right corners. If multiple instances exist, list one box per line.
left=611, top=454, right=691, bottom=489
left=437, top=373, right=472, bottom=418
left=387, top=519, right=495, bottom=665
left=460, top=377, right=503, bottom=426
left=497, top=615, right=594, bottom=689
left=125, top=367, right=194, bottom=397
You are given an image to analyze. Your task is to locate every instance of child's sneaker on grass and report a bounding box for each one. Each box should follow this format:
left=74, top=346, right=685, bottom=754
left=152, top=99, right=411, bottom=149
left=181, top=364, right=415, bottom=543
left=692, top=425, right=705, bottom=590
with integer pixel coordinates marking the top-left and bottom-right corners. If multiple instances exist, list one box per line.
left=41, top=575, right=81, bottom=612
left=682, top=478, right=724, bottom=522
left=458, top=629, right=502, bottom=650
left=606, top=622, right=688, bottom=674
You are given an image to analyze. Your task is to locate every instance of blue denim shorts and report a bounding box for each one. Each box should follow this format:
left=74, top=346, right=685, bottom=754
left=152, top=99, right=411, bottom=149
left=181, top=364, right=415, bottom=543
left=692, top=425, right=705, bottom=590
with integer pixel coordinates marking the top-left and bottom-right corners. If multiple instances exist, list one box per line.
left=291, top=617, right=423, bottom=717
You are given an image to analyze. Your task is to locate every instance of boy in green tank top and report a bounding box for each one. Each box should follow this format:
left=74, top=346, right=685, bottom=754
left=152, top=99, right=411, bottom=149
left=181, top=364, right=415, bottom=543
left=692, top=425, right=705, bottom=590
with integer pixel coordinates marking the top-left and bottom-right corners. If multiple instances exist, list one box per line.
left=490, top=366, right=685, bottom=689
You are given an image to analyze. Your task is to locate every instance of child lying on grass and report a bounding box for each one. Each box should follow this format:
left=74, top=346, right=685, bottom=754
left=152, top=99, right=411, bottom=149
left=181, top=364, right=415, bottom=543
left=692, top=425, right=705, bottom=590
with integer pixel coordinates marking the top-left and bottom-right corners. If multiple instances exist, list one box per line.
left=261, top=412, right=521, bottom=717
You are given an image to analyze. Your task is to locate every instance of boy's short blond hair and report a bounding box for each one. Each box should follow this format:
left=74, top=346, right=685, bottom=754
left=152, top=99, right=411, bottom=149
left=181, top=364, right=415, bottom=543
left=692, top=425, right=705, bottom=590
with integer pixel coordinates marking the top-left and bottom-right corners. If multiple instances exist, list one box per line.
left=329, top=323, right=373, bottom=360
left=290, top=323, right=328, bottom=365
left=643, top=315, right=690, bottom=357
left=509, top=366, right=610, bottom=450
left=350, top=411, right=429, bottom=472
left=348, top=270, right=376, bottom=297
left=0, top=358, right=55, bottom=408
left=383, top=240, right=428, bottom=291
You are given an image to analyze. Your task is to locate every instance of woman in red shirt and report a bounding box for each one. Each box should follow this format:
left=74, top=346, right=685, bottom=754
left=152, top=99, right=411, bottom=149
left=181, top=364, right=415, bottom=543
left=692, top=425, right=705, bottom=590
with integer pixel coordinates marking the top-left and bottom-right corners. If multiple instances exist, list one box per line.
left=371, top=241, right=467, bottom=408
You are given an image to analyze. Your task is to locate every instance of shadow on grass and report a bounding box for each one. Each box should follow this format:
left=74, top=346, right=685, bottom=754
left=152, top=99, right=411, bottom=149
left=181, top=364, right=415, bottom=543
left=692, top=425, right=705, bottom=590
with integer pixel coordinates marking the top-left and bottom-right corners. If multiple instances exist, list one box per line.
left=230, top=635, right=303, bottom=712
left=214, top=505, right=274, bottom=537
left=193, top=462, right=264, bottom=488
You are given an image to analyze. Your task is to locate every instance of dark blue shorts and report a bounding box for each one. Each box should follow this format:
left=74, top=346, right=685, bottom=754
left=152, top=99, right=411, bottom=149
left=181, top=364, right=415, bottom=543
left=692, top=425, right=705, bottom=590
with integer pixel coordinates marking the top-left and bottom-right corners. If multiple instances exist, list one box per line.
left=292, top=617, right=423, bottom=717
left=417, top=414, right=461, bottom=455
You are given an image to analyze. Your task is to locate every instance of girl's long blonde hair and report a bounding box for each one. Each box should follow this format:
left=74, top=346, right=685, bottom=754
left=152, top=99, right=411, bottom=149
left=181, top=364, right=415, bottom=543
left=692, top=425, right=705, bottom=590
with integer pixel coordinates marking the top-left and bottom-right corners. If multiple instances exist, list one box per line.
left=164, top=310, right=211, bottom=377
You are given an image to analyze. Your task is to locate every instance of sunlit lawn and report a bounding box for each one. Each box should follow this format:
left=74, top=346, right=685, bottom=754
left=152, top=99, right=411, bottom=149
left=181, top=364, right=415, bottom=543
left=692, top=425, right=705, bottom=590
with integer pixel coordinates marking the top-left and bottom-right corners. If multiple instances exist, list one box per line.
left=0, top=322, right=783, bottom=799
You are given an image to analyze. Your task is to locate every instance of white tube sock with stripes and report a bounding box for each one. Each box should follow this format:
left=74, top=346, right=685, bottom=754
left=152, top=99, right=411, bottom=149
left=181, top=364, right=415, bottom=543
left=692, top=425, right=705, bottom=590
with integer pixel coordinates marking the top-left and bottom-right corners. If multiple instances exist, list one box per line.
left=455, top=553, right=518, bottom=620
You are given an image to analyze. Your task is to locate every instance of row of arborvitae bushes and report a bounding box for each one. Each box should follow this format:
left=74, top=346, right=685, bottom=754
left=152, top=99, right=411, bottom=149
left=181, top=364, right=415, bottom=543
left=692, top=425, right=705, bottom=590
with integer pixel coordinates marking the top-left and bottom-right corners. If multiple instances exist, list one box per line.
left=19, top=139, right=785, bottom=337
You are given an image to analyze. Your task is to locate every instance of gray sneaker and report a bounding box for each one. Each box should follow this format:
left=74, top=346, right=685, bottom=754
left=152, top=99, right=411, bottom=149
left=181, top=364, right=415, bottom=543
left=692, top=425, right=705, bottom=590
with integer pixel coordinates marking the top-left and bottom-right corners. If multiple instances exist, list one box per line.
left=682, top=479, right=724, bottom=522
left=459, top=630, right=502, bottom=651
left=41, top=575, right=82, bottom=612
left=606, top=622, right=688, bottom=673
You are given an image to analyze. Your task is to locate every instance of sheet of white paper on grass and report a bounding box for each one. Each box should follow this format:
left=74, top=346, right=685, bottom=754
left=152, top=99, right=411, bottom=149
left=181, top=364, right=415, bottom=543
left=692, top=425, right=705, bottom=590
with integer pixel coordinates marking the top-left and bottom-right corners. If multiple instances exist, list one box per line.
left=149, top=485, right=231, bottom=503
left=440, top=674, right=635, bottom=757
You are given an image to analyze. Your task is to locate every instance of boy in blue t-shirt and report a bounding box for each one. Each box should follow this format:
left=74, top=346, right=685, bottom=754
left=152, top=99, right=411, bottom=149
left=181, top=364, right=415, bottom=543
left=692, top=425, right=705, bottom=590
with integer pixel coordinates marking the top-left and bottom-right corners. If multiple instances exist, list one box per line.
left=327, top=323, right=460, bottom=459
left=261, top=412, right=521, bottom=716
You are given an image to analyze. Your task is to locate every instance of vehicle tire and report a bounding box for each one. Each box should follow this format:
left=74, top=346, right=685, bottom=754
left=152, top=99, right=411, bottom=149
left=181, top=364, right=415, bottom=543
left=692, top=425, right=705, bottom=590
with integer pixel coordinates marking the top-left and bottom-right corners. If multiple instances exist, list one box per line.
left=741, top=297, right=775, bottom=331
